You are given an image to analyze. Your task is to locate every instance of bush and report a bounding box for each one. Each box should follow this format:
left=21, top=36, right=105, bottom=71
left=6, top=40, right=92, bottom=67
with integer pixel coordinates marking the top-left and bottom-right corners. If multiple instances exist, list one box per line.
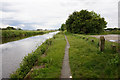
left=65, top=10, right=107, bottom=34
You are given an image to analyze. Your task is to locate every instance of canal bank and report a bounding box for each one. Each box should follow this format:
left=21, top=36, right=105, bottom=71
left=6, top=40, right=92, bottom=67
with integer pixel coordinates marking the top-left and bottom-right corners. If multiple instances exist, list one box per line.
left=0, top=31, right=59, bottom=78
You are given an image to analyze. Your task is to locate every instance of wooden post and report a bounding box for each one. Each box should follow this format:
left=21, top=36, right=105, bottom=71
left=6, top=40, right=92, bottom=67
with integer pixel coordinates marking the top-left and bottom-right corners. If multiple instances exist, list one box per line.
left=91, top=39, right=94, bottom=42
left=49, top=40, right=52, bottom=45
left=86, top=38, right=88, bottom=41
left=111, top=44, right=116, bottom=53
left=99, top=36, right=105, bottom=52
left=53, top=36, right=55, bottom=39
left=83, top=37, right=85, bottom=39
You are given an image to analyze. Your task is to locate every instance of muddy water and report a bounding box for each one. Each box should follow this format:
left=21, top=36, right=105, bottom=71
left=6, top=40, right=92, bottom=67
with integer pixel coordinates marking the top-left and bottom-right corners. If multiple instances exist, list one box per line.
left=0, top=31, right=59, bottom=79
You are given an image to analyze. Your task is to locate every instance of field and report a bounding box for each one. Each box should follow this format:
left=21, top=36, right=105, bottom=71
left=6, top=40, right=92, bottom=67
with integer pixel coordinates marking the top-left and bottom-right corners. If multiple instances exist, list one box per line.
left=66, top=32, right=119, bottom=78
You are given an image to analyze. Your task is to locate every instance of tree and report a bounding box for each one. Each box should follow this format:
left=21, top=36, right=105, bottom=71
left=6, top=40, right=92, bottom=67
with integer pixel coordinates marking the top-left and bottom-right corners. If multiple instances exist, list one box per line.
left=60, top=23, right=66, bottom=31
left=17, top=28, right=22, bottom=30
left=6, top=26, right=16, bottom=30
left=65, top=10, right=107, bottom=34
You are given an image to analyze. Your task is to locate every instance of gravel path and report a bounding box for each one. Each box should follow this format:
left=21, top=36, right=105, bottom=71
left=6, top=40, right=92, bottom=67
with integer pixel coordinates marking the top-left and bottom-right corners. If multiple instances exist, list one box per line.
left=61, top=35, right=72, bottom=79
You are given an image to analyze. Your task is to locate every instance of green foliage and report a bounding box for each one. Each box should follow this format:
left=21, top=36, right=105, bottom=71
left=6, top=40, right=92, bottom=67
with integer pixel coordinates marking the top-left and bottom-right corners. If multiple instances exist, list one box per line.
left=1, top=26, right=23, bottom=30
left=30, top=33, right=66, bottom=78
left=10, top=38, right=53, bottom=79
left=2, top=30, right=52, bottom=44
left=10, top=32, right=66, bottom=79
left=60, top=23, right=66, bottom=31
left=103, top=30, right=120, bottom=35
left=65, top=10, right=107, bottom=34
left=2, top=30, right=47, bottom=38
left=66, top=32, right=119, bottom=78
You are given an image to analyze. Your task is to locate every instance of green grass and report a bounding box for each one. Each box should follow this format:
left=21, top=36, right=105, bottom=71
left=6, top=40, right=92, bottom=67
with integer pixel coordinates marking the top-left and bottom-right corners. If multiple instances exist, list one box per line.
left=30, top=33, right=66, bottom=78
left=103, top=30, right=120, bottom=35
left=1, top=30, right=52, bottom=44
left=10, top=32, right=66, bottom=79
left=2, top=30, right=52, bottom=38
left=66, top=32, right=119, bottom=78
left=88, top=31, right=120, bottom=35
left=10, top=38, right=51, bottom=79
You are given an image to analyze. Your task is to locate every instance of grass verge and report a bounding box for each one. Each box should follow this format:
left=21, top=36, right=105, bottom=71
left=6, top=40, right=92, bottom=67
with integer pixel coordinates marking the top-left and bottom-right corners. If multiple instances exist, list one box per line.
left=29, top=32, right=66, bottom=78
left=66, top=32, right=119, bottom=78
left=10, top=32, right=66, bottom=79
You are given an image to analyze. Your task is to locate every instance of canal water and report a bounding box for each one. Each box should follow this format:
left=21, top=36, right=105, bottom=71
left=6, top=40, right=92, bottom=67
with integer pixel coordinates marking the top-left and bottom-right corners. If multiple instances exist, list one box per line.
left=0, top=31, right=59, bottom=79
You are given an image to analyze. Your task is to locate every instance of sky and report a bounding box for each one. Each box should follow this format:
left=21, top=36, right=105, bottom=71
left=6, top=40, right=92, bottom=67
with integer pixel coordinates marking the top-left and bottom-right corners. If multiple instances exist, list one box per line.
left=0, top=0, right=119, bottom=30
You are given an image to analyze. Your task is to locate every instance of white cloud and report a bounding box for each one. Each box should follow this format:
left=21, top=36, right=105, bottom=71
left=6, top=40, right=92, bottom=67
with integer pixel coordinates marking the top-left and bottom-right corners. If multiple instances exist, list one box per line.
left=0, top=23, right=9, bottom=28
left=0, top=0, right=119, bottom=29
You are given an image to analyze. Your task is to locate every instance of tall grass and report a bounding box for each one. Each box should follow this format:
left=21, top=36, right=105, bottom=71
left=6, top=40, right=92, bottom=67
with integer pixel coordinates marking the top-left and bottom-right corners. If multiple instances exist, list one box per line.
left=2, top=30, right=51, bottom=38
left=10, top=38, right=54, bottom=79
left=30, top=33, right=66, bottom=78
left=10, top=32, right=66, bottom=79
left=2, top=30, right=52, bottom=44
left=66, top=32, right=119, bottom=78
left=103, top=30, right=120, bottom=35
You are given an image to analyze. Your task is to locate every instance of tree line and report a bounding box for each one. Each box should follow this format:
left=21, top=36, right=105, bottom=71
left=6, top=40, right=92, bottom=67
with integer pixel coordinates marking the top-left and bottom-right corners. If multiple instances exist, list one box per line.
left=0, top=26, right=22, bottom=30
left=60, top=10, right=108, bottom=34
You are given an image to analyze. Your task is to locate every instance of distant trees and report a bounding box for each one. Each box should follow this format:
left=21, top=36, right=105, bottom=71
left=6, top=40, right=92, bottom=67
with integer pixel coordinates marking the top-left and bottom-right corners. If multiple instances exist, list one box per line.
left=64, top=10, right=107, bottom=34
left=59, top=24, right=66, bottom=31
left=104, top=28, right=120, bottom=31
left=61, top=24, right=66, bottom=31
left=37, top=29, right=43, bottom=31
left=1, top=26, right=22, bottom=30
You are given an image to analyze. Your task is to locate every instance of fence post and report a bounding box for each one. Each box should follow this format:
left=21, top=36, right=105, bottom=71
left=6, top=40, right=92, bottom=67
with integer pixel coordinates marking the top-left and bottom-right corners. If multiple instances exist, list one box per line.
left=86, top=38, right=88, bottom=41
left=99, top=36, right=105, bottom=52
left=91, top=39, right=94, bottom=42
left=111, top=44, right=116, bottom=53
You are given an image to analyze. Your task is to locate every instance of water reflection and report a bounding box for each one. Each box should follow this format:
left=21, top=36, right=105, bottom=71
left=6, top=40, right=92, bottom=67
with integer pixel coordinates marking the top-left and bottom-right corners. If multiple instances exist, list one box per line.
left=0, top=31, right=59, bottom=79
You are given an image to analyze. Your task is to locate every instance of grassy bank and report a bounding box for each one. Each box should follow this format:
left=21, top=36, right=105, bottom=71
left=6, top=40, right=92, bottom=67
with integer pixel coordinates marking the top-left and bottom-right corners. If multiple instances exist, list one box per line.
left=66, top=32, right=119, bottom=78
left=1, top=30, right=53, bottom=44
left=2, top=30, right=51, bottom=38
left=103, top=31, right=120, bottom=35
left=10, top=32, right=66, bottom=79
left=87, top=31, right=120, bottom=35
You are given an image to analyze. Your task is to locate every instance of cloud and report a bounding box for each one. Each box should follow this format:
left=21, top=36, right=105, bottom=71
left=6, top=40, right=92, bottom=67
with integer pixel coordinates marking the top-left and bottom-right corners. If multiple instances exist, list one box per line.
left=0, top=0, right=119, bottom=30
left=118, top=1, right=120, bottom=28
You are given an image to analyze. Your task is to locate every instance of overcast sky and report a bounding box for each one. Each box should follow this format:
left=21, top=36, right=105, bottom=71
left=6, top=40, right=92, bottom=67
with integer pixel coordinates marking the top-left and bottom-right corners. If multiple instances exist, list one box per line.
left=0, top=0, right=119, bottom=30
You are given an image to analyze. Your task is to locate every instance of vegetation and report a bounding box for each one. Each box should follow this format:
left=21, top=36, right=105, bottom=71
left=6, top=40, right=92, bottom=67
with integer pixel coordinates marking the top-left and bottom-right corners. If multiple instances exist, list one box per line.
left=1, top=26, right=22, bottom=30
left=66, top=32, right=119, bottom=78
left=104, top=28, right=120, bottom=31
left=10, top=32, right=66, bottom=79
left=2, top=30, right=52, bottom=38
left=103, top=30, right=120, bottom=35
left=1, top=30, right=52, bottom=44
left=61, top=10, right=107, bottom=34
left=30, top=33, right=66, bottom=78
left=60, top=24, right=66, bottom=31
left=10, top=38, right=52, bottom=79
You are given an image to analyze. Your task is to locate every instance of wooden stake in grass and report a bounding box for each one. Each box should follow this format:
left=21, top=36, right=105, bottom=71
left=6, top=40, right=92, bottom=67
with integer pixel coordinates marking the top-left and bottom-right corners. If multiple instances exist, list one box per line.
left=83, top=37, right=85, bottom=39
left=91, top=39, right=94, bottom=42
left=99, top=36, right=105, bottom=52
left=53, top=36, right=55, bottom=39
left=111, top=44, right=116, bottom=53
left=86, top=38, right=88, bottom=41
left=49, top=40, right=52, bottom=45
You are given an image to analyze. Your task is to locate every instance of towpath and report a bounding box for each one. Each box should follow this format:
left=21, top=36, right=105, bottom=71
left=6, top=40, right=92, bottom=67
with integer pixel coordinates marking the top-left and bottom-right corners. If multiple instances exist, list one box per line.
left=61, top=35, right=72, bottom=79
